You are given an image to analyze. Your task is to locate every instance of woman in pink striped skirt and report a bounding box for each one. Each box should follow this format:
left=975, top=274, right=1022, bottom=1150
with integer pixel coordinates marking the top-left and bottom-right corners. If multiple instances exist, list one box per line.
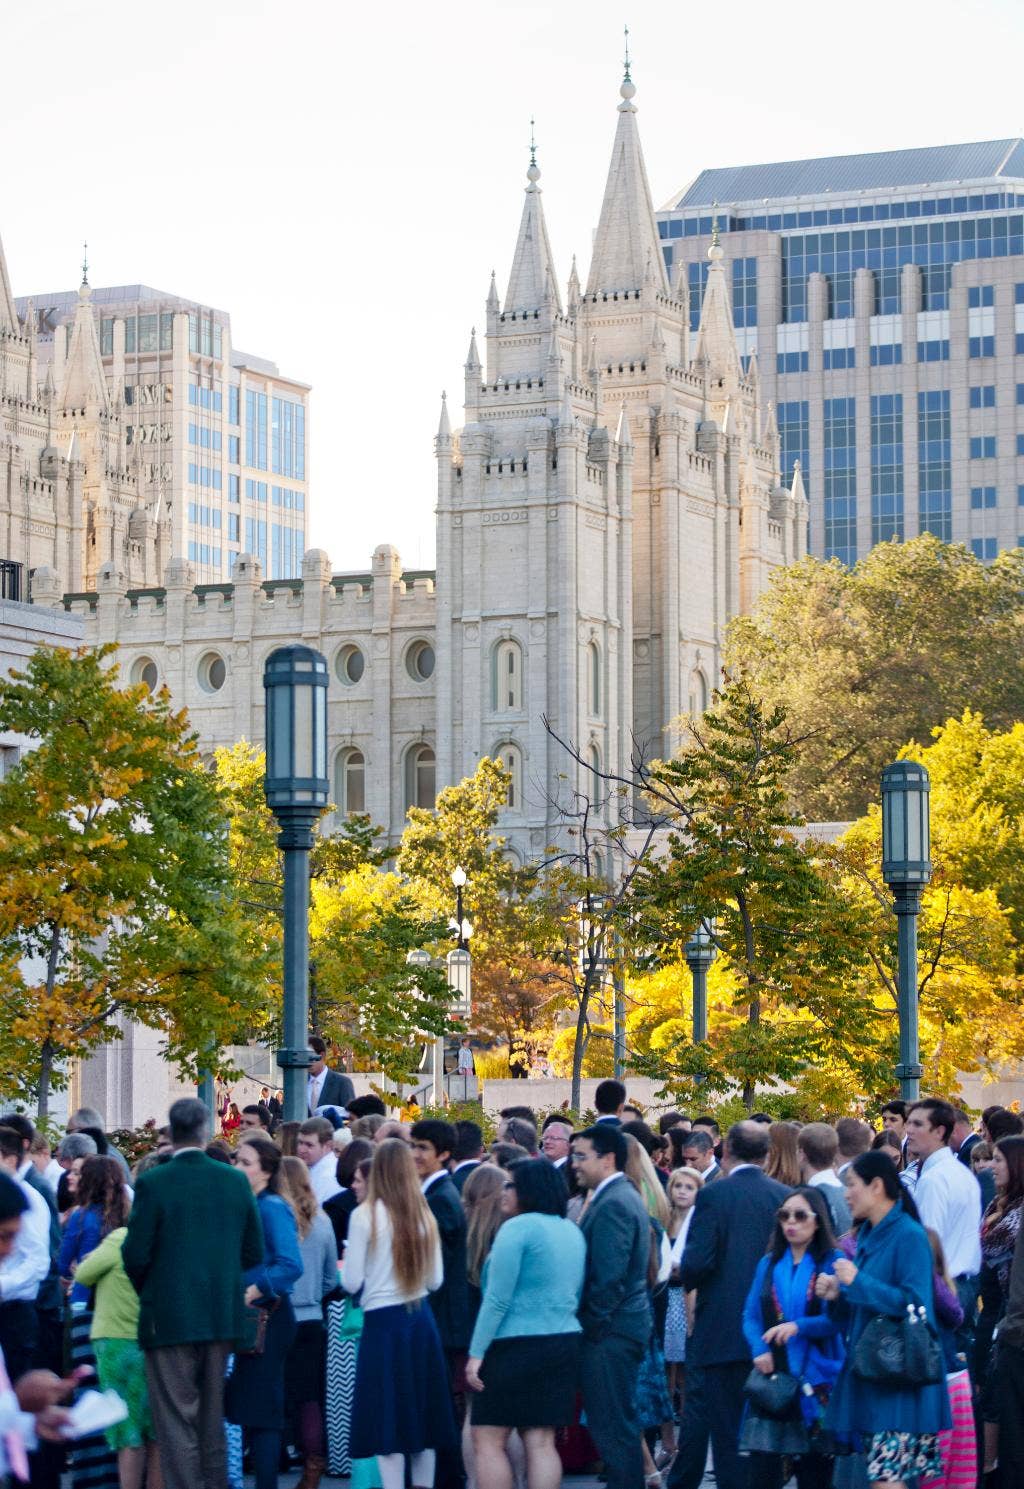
left=924, top=1229, right=975, bottom=1489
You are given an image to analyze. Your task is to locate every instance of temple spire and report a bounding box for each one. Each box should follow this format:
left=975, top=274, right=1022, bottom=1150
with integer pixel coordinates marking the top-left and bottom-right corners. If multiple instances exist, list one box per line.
left=464, top=327, right=481, bottom=371
left=692, top=229, right=741, bottom=385
left=437, top=391, right=451, bottom=439
left=585, top=59, right=668, bottom=297
left=0, top=232, right=17, bottom=333
left=503, top=123, right=562, bottom=315
left=59, top=275, right=110, bottom=413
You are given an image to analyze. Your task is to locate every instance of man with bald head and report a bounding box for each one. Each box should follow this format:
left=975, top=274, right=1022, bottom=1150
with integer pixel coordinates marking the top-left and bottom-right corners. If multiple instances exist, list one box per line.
left=668, top=1121, right=791, bottom=1489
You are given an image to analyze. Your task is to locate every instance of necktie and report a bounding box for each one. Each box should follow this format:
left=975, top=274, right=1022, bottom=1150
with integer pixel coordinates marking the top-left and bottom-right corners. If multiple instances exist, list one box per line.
left=0, top=1348, right=30, bottom=1481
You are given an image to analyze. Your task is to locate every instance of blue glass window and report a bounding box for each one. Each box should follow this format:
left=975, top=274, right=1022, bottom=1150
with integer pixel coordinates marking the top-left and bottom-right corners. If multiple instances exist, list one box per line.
left=244, top=518, right=268, bottom=565
left=970, top=385, right=996, bottom=408
left=824, top=346, right=855, bottom=370
left=245, top=390, right=268, bottom=469
left=1017, top=385, right=1024, bottom=404
left=776, top=351, right=809, bottom=373
left=971, top=537, right=998, bottom=561
left=968, top=285, right=995, bottom=307
left=917, top=340, right=950, bottom=362
left=870, top=343, right=902, bottom=366
left=229, top=513, right=240, bottom=541
left=229, top=474, right=240, bottom=502
left=918, top=390, right=951, bottom=540
left=1019, top=486, right=1024, bottom=505
left=688, top=261, right=710, bottom=332
left=229, top=385, right=240, bottom=425
left=731, top=257, right=758, bottom=329
left=777, top=402, right=809, bottom=494
left=100, top=318, right=113, bottom=355
left=969, top=336, right=996, bottom=358
left=1018, top=436, right=1024, bottom=456
left=871, top=394, right=903, bottom=543
left=824, top=397, right=856, bottom=564
left=970, top=435, right=997, bottom=458
left=229, top=435, right=240, bottom=464
left=970, top=486, right=997, bottom=508
left=271, top=397, right=306, bottom=478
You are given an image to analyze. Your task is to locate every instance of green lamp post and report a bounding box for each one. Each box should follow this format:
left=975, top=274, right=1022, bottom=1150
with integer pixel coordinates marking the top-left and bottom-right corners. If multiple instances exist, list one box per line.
left=881, top=760, right=932, bottom=1102
left=263, top=645, right=329, bottom=1123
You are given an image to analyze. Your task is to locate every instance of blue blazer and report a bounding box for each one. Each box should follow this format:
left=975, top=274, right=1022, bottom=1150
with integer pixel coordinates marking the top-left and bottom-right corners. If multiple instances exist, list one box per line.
left=827, top=1205, right=952, bottom=1438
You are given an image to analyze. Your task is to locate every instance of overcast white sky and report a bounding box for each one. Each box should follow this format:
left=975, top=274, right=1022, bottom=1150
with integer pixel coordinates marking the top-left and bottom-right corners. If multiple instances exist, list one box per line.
left=4, top=0, right=1023, bottom=570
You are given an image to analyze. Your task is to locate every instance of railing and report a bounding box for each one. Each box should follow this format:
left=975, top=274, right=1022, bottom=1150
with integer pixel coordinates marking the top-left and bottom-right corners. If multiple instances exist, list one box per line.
left=0, top=561, right=23, bottom=603
left=406, top=1071, right=479, bottom=1108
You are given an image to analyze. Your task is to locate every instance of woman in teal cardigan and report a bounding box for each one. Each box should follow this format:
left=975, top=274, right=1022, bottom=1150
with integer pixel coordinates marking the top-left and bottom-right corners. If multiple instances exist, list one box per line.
left=817, top=1151, right=951, bottom=1489
left=465, top=1158, right=585, bottom=1489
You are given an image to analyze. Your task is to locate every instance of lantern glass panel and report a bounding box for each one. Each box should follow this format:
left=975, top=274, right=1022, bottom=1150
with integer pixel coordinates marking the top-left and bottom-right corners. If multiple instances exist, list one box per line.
left=313, top=689, right=327, bottom=779
left=271, top=689, right=291, bottom=782
left=294, top=687, right=313, bottom=778
left=887, top=790, right=904, bottom=865
left=906, top=795, right=921, bottom=861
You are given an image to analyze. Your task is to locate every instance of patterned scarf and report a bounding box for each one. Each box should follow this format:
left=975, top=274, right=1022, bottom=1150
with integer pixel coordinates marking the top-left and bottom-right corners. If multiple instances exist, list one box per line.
left=981, top=1199, right=1022, bottom=1296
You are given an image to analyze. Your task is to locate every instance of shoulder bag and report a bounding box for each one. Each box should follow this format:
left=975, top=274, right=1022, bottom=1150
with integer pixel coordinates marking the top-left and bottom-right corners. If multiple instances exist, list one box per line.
left=852, top=1304, right=942, bottom=1386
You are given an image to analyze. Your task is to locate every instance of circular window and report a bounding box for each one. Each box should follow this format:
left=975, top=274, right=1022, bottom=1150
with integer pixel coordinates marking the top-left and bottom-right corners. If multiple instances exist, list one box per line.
left=407, top=641, right=435, bottom=682
left=336, top=644, right=365, bottom=686
left=129, top=656, right=159, bottom=693
left=197, top=651, right=227, bottom=693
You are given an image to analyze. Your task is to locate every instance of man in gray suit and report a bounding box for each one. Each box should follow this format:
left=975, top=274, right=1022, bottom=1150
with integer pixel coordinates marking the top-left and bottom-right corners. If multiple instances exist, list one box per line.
left=573, top=1123, right=652, bottom=1489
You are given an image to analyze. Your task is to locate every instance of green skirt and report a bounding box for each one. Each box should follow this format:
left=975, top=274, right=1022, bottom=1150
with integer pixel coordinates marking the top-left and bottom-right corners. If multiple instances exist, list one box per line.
left=93, top=1337, right=154, bottom=1449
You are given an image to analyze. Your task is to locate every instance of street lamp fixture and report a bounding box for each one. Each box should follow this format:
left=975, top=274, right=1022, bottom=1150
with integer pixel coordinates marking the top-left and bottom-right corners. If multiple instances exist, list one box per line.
left=263, top=645, right=329, bottom=1122
left=450, top=865, right=473, bottom=949
left=684, top=918, right=716, bottom=1047
left=881, top=761, right=932, bottom=1102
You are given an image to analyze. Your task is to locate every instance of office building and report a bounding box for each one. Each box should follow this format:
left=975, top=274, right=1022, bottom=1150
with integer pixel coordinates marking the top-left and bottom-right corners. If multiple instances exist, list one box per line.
left=659, top=140, right=1024, bottom=563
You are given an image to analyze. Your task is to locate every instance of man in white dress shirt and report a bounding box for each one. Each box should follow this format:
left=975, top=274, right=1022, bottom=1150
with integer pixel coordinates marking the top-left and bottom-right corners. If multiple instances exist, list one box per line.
left=296, top=1118, right=342, bottom=1204
left=0, top=1132, right=51, bottom=1384
left=905, top=1098, right=982, bottom=1354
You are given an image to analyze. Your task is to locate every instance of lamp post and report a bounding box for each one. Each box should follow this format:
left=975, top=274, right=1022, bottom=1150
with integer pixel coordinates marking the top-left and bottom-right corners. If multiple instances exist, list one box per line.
left=881, top=761, right=932, bottom=1102
left=263, top=645, right=329, bottom=1123
left=685, top=919, right=716, bottom=1048
left=435, top=866, right=472, bottom=1105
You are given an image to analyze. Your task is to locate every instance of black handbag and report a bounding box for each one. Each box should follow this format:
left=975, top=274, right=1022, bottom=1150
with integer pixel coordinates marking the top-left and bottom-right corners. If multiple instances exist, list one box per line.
left=236, top=1298, right=279, bottom=1357
left=852, top=1306, right=942, bottom=1387
left=743, top=1361, right=801, bottom=1419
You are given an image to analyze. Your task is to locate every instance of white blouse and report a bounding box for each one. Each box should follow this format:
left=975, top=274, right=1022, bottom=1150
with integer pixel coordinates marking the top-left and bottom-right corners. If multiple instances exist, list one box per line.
left=340, top=1200, right=443, bottom=1311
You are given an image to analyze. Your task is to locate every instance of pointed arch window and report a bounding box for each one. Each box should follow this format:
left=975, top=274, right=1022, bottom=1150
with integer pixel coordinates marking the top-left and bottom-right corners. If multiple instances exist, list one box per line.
left=588, top=641, right=602, bottom=716
left=405, top=743, right=436, bottom=811
left=334, top=747, right=365, bottom=816
left=492, top=639, right=523, bottom=712
left=689, top=670, right=709, bottom=717
left=495, top=743, right=523, bottom=810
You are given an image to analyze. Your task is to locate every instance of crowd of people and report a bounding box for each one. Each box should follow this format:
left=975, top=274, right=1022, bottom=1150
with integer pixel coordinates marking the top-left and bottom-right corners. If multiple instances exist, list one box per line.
left=0, top=1081, right=1021, bottom=1489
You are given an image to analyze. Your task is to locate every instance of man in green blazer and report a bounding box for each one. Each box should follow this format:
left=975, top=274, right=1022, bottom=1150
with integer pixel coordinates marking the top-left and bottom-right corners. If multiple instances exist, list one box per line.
left=123, top=1098, right=263, bottom=1489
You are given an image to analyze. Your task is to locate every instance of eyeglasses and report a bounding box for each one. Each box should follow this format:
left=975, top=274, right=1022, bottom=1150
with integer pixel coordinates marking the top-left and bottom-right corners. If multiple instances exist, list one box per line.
left=778, top=1209, right=815, bottom=1223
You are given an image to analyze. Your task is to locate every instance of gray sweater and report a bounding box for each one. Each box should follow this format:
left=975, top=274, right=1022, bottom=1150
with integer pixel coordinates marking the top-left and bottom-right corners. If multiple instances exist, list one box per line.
left=291, top=1211, right=339, bottom=1323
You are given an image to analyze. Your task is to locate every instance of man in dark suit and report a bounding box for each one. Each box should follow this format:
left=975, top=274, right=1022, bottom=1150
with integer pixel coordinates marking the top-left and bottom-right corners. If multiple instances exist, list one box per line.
left=306, top=1036, right=355, bottom=1114
left=593, top=1078, right=626, bottom=1125
left=573, top=1123, right=652, bottom=1489
left=667, top=1121, right=790, bottom=1489
left=411, top=1120, right=470, bottom=1489
left=122, top=1098, right=263, bottom=1489
left=450, top=1121, right=484, bottom=1193
left=680, top=1128, right=721, bottom=1183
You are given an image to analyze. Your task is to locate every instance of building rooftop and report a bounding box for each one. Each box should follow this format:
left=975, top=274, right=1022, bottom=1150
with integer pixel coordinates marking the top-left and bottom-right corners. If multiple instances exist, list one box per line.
left=15, top=284, right=230, bottom=321
left=665, top=138, right=1024, bottom=211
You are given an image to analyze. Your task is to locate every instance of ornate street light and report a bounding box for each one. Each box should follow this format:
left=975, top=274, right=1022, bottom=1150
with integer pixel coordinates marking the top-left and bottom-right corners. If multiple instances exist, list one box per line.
left=684, top=919, right=717, bottom=1047
left=881, top=761, right=932, bottom=1102
left=263, top=645, right=329, bottom=1122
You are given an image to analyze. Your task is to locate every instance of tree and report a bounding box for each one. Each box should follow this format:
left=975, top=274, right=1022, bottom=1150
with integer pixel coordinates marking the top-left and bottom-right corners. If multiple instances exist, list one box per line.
left=623, top=675, right=874, bottom=1108
left=0, top=648, right=273, bottom=1116
left=728, top=537, right=1024, bottom=819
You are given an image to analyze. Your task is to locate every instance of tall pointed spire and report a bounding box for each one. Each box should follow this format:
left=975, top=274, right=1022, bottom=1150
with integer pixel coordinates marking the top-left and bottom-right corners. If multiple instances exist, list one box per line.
left=567, top=254, right=581, bottom=313
left=464, top=327, right=481, bottom=371
left=487, top=270, right=499, bottom=313
left=503, top=121, right=562, bottom=316
left=585, top=55, right=669, bottom=297
left=0, top=232, right=17, bottom=333
left=437, top=391, right=451, bottom=439
left=59, top=274, right=110, bottom=413
left=693, top=232, right=741, bottom=384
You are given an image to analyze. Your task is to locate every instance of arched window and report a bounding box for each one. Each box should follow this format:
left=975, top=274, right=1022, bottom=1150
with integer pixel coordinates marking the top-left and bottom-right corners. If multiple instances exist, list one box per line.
left=587, top=641, right=601, bottom=715
left=405, top=743, right=436, bottom=810
left=334, top=747, right=365, bottom=815
left=492, top=639, right=523, bottom=711
left=586, top=743, right=602, bottom=780
left=689, top=669, right=709, bottom=717
left=495, top=743, right=523, bottom=809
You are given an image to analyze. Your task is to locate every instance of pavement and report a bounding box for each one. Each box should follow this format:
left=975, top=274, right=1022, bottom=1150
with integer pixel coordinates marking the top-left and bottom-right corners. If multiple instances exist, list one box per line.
left=248, top=1467, right=719, bottom=1489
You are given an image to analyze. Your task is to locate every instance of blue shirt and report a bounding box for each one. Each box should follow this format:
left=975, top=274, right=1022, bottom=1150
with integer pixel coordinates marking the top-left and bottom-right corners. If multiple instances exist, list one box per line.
left=243, top=1192, right=302, bottom=1303
left=58, top=1206, right=104, bottom=1306
left=469, top=1213, right=586, bottom=1358
left=742, top=1249, right=844, bottom=1393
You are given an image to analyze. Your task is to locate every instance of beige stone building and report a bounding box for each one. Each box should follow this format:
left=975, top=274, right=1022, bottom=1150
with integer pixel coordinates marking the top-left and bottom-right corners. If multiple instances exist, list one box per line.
left=48, top=68, right=806, bottom=858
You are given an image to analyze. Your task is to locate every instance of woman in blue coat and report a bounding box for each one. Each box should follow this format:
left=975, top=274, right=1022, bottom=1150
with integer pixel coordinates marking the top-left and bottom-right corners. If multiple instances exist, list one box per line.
left=816, top=1151, right=951, bottom=1488
left=741, top=1185, right=844, bottom=1489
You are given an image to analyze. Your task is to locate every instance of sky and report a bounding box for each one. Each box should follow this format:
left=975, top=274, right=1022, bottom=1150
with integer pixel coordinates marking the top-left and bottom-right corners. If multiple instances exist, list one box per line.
left=4, top=0, right=1023, bottom=571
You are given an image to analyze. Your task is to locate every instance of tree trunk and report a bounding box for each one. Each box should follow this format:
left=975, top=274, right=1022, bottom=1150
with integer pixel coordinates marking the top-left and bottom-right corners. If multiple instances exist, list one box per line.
left=37, top=1038, right=54, bottom=1122
left=570, top=981, right=591, bottom=1113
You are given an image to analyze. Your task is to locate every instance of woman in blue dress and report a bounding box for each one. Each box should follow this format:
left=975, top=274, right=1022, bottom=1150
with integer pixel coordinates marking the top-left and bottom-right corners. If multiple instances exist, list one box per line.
left=741, top=1184, right=844, bottom=1489
left=816, top=1151, right=951, bottom=1489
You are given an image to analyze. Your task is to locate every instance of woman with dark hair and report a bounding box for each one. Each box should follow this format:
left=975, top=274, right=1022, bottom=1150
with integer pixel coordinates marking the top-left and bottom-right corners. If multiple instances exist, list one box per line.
left=324, top=1138, right=374, bottom=1478
left=817, top=1151, right=950, bottom=1489
left=225, top=1136, right=303, bottom=1489
left=740, top=1185, right=843, bottom=1489
left=465, top=1158, right=585, bottom=1489
left=977, top=1134, right=1024, bottom=1477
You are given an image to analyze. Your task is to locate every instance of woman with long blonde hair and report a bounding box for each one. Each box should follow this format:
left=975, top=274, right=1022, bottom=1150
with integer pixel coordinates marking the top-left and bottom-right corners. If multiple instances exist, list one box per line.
left=341, top=1140, right=456, bottom=1489
left=279, top=1158, right=337, bottom=1489
left=765, top=1122, right=803, bottom=1188
left=622, top=1134, right=675, bottom=1483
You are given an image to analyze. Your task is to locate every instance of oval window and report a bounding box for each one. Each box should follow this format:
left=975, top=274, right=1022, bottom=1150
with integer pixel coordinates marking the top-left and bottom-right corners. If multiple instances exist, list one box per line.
left=197, top=652, right=227, bottom=693
left=336, top=644, right=365, bottom=686
left=130, top=656, right=159, bottom=693
left=407, top=641, right=435, bottom=681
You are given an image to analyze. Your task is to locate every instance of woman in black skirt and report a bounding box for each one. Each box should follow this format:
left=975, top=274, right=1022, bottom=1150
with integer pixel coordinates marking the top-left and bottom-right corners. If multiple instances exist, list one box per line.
left=340, top=1139, right=455, bottom=1489
left=465, top=1159, right=586, bottom=1489
left=225, top=1136, right=302, bottom=1489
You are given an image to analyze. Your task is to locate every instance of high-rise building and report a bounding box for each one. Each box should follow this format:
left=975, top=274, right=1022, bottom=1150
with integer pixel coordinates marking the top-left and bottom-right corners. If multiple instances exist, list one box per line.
left=659, top=140, right=1024, bottom=564
left=13, top=281, right=309, bottom=583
